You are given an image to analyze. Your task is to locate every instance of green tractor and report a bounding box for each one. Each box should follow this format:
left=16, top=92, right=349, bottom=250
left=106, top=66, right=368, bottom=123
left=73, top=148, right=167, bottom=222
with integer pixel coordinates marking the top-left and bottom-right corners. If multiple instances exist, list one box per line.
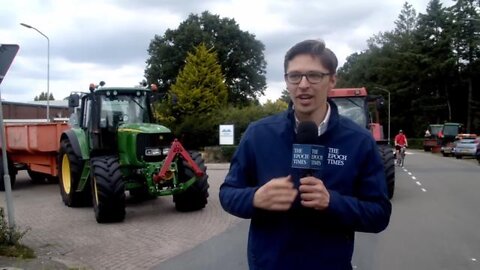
left=58, top=82, right=209, bottom=223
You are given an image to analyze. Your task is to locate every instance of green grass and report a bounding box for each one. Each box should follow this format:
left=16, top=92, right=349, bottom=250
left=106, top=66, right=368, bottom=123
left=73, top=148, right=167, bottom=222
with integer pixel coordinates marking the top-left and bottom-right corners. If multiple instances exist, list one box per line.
left=0, top=243, right=35, bottom=258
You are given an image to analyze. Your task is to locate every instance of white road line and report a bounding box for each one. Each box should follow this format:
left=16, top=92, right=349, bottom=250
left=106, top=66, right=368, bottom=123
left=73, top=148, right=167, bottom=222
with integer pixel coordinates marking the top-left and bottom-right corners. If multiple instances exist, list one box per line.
left=399, top=167, right=425, bottom=193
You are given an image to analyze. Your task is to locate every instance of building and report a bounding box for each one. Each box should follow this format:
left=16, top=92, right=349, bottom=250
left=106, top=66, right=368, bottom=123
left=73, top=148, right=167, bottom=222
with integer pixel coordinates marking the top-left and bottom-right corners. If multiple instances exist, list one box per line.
left=1, top=100, right=70, bottom=120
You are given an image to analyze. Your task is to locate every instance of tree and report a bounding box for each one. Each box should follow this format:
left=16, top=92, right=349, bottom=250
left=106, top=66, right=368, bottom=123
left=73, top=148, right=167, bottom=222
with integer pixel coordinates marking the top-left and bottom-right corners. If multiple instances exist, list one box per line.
left=161, top=43, right=228, bottom=149
left=279, top=89, right=291, bottom=104
left=34, top=92, right=54, bottom=101
left=145, top=11, right=267, bottom=106
left=449, top=0, right=480, bottom=132
left=414, top=0, right=456, bottom=123
left=170, top=43, right=228, bottom=117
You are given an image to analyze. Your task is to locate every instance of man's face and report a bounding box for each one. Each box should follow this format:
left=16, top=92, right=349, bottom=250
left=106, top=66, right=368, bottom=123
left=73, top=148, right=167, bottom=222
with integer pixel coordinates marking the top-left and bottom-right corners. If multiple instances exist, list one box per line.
left=286, top=54, right=336, bottom=121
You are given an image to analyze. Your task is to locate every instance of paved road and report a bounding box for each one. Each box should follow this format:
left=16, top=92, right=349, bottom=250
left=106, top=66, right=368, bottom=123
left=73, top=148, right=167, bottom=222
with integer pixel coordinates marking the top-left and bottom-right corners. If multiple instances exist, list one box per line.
left=155, top=150, right=480, bottom=270
left=350, top=150, right=480, bottom=269
left=0, top=163, right=240, bottom=270
left=2, top=152, right=479, bottom=269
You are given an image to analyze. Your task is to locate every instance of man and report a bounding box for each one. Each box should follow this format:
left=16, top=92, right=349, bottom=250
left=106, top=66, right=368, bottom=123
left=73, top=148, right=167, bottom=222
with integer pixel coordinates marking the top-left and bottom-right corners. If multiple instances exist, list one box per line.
left=219, top=39, right=391, bottom=270
left=394, top=129, right=408, bottom=157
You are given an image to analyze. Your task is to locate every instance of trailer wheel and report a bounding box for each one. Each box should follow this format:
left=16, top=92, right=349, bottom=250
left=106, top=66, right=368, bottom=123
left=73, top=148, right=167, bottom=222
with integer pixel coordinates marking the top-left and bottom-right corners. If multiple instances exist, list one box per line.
left=378, top=145, right=395, bottom=199
left=173, top=151, right=209, bottom=212
left=58, top=139, right=91, bottom=207
left=28, top=169, right=47, bottom=184
left=0, top=156, right=16, bottom=191
left=91, top=156, right=125, bottom=223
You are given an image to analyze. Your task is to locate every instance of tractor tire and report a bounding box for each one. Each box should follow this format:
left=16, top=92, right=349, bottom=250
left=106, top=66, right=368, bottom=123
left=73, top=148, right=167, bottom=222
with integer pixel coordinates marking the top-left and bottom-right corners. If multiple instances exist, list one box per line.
left=0, top=156, right=16, bottom=191
left=91, top=156, right=126, bottom=223
left=378, top=145, right=395, bottom=199
left=27, top=169, right=47, bottom=184
left=58, top=139, right=91, bottom=207
left=173, top=151, right=209, bottom=212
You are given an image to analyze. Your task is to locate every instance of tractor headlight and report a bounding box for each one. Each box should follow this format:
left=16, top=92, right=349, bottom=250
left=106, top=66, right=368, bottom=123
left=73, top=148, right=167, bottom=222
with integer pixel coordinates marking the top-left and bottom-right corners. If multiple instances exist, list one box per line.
left=145, top=148, right=162, bottom=156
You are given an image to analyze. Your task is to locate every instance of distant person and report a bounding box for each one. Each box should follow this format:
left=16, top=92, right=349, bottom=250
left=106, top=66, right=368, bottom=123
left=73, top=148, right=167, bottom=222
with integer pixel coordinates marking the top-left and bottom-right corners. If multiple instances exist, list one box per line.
left=394, top=129, right=408, bottom=156
left=219, top=39, right=391, bottom=270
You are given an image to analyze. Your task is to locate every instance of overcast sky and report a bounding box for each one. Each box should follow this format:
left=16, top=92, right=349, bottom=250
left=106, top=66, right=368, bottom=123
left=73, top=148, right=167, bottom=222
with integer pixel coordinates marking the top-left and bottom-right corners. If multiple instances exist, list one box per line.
left=1, top=0, right=453, bottom=104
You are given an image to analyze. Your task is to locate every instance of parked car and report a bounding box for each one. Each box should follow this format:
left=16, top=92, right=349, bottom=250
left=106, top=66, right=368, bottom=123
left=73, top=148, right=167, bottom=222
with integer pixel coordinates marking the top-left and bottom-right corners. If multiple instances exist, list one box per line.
left=453, top=138, right=480, bottom=159
left=442, top=133, right=477, bottom=157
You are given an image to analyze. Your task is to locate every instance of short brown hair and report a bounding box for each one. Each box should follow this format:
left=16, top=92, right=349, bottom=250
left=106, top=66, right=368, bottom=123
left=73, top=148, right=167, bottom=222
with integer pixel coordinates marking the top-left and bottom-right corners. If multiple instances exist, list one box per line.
left=284, top=39, right=338, bottom=75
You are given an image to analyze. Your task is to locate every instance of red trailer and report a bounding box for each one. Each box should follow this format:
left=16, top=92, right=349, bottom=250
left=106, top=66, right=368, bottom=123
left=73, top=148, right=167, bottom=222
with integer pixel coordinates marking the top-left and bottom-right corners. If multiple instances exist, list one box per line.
left=0, top=120, right=70, bottom=190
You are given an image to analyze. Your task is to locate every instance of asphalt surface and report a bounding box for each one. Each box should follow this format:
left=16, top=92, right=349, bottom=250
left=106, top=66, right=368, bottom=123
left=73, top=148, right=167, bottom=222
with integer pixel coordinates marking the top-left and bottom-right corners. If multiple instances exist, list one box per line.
left=2, top=152, right=479, bottom=270
left=0, top=163, right=240, bottom=270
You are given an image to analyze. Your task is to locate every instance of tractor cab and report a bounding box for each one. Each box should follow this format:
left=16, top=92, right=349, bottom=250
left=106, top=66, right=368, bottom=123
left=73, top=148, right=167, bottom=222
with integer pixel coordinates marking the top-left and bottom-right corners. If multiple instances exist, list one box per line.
left=67, top=82, right=172, bottom=158
left=328, top=87, right=386, bottom=142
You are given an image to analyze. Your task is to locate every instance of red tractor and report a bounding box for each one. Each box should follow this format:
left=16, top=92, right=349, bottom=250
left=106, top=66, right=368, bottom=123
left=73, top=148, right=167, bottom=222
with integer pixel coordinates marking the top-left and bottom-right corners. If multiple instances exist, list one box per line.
left=329, top=87, right=395, bottom=199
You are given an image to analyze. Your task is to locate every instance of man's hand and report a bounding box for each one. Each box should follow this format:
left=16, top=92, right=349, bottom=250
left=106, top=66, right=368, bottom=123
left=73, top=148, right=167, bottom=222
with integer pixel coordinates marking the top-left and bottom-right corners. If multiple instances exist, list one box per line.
left=299, top=177, right=330, bottom=210
left=253, top=175, right=298, bottom=211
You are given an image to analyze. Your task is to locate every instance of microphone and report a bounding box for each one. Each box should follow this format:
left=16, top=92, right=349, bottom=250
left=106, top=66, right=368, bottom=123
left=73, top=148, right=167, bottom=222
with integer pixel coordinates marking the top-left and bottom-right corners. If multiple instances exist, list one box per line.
left=291, top=121, right=325, bottom=176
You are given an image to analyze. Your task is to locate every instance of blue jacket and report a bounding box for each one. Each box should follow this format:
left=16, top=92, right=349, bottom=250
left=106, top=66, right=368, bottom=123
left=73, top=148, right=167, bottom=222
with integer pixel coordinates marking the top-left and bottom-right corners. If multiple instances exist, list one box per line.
left=219, top=100, right=391, bottom=270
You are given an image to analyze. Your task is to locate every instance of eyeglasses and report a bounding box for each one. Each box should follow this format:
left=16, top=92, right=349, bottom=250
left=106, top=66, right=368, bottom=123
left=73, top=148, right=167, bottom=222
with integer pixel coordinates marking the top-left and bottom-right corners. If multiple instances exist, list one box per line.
left=284, top=71, right=330, bottom=84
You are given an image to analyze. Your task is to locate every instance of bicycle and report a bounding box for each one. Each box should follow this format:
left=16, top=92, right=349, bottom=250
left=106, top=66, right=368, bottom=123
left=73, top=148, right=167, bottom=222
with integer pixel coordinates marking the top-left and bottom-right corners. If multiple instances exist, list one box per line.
left=396, top=146, right=406, bottom=167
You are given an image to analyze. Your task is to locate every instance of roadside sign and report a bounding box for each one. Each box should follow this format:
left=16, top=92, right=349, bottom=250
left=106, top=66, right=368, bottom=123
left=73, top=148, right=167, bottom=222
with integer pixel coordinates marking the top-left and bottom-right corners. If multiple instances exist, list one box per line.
left=0, top=44, right=20, bottom=85
left=219, top=124, right=234, bottom=145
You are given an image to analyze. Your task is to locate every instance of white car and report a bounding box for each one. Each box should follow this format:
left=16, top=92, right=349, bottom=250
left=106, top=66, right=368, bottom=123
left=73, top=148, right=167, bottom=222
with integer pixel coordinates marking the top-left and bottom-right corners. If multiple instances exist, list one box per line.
left=453, top=138, right=480, bottom=159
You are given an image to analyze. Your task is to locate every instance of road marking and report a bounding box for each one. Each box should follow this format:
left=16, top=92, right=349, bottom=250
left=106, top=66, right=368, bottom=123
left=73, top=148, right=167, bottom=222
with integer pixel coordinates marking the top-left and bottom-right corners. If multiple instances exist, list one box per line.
left=471, top=258, right=477, bottom=262
left=399, top=167, right=426, bottom=193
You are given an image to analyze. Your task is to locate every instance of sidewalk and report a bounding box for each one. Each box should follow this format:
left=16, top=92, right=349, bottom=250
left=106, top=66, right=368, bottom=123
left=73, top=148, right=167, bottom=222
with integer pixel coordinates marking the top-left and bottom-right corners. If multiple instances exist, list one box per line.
left=0, top=255, right=72, bottom=270
left=0, top=163, right=231, bottom=270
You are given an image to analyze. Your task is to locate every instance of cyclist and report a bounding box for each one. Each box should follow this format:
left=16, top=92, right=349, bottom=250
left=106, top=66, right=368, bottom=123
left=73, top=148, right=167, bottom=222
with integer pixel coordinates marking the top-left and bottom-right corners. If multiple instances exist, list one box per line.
left=394, top=130, right=408, bottom=165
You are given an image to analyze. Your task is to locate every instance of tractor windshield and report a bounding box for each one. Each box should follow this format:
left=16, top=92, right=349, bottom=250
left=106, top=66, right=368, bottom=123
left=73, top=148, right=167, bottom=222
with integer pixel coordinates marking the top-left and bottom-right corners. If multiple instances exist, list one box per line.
left=99, top=92, right=151, bottom=128
left=330, top=97, right=367, bottom=128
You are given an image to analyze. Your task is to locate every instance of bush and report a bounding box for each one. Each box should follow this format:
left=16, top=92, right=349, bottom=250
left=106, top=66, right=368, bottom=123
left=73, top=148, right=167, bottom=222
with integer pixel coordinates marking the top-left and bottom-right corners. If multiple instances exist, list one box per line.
left=220, top=146, right=237, bottom=162
left=203, top=146, right=238, bottom=162
left=0, top=207, right=35, bottom=258
left=407, top=138, right=424, bottom=149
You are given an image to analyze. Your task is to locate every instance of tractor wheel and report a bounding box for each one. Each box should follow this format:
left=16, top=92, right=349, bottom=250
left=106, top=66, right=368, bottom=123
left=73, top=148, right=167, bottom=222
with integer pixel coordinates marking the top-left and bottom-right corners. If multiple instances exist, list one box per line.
left=173, top=151, right=209, bottom=212
left=58, top=139, right=91, bottom=207
left=27, top=169, right=47, bottom=184
left=378, top=145, right=395, bottom=199
left=0, top=156, right=16, bottom=191
left=91, top=156, right=126, bottom=223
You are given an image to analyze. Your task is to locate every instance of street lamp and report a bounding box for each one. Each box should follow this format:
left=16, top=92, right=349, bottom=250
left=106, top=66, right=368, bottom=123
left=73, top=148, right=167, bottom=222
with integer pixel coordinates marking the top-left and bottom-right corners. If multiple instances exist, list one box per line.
left=20, top=23, right=50, bottom=121
left=374, top=87, right=391, bottom=144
